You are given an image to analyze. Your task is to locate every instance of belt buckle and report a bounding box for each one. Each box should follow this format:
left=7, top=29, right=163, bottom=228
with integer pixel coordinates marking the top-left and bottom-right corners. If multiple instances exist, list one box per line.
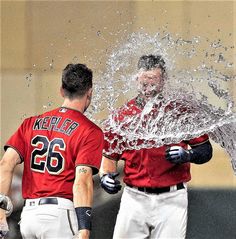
left=170, top=185, right=177, bottom=192
left=29, top=201, right=35, bottom=206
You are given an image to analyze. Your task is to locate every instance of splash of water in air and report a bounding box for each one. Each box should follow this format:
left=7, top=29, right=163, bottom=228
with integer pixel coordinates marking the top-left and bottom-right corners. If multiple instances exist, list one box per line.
left=90, top=32, right=236, bottom=173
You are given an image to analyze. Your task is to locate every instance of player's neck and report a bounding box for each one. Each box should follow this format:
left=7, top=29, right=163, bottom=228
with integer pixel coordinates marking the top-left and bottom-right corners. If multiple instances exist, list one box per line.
left=61, top=98, right=86, bottom=114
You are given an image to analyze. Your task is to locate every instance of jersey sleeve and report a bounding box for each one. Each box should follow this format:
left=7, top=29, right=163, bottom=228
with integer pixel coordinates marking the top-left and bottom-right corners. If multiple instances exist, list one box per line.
left=75, top=127, right=104, bottom=175
left=188, top=134, right=209, bottom=147
left=4, top=119, right=28, bottom=162
left=103, top=130, right=123, bottom=161
left=103, top=104, right=132, bottom=161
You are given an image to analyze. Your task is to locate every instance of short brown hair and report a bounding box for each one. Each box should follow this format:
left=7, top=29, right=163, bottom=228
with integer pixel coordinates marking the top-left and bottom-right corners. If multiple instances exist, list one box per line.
left=62, top=63, right=93, bottom=99
left=138, top=55, right=166, bottom=73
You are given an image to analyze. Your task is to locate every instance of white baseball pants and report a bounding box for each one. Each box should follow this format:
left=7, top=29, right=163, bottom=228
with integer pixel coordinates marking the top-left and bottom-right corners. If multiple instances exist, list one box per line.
left=19, top=197, right=78, bottom=239
left=113, top=185, right=188, bottom=239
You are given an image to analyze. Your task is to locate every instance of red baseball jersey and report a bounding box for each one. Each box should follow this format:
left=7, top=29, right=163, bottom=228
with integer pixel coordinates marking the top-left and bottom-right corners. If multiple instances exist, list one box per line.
left=103, top=98, right=209, bottom=187
left=4, top=107, right=104, bottom=200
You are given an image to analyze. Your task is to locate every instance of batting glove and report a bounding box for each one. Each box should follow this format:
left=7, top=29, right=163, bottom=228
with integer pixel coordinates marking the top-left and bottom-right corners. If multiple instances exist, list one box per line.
left=0, top=219, right=9, bottom=238
left=0, top=194, right=13, bottom=217
left=165, top=146, right=191, bottom=164
left=100, top=172, right=122, bottom=194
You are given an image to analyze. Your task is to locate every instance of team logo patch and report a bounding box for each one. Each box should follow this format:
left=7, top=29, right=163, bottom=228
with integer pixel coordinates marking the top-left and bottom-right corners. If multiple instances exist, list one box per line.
left=86, top=210, right=91, bottom=217
left=59, top=108, right=67, bottom=113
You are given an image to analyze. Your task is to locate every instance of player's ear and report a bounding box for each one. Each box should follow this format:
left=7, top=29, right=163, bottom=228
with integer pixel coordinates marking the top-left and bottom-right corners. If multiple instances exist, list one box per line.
left=60, top=87, right=65, bottom=97
left=87, top=88, right=93, bottom=100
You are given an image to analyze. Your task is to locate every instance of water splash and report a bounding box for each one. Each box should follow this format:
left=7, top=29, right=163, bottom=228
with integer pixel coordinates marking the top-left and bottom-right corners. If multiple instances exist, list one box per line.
left=90, top=32, right=236, bottom=173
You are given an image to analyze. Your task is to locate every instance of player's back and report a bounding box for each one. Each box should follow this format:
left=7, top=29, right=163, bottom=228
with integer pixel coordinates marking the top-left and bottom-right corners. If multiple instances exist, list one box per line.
left=9, top=107, right=102, bottom=200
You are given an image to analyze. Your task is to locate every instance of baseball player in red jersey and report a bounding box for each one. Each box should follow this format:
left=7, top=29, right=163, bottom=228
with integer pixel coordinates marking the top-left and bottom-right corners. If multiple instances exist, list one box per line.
left=0, top=63, right=104, bottom=239
left=100, top=55, right=213, bottom=238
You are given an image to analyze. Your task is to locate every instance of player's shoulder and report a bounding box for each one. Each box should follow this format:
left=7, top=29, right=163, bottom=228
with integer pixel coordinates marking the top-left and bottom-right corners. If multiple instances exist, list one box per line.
left=103, top=98, right=139, bottom=126
left=78, top=117, right=104, bottom=142
left=82, top=115, right=103, bottom=133
left=21, top=108, right=60, bottom=124
left=21, top=115, right=38, bottom=126
left=121, top=98, right=137, bottom=109
left=115, top=98, right=140, bottom=117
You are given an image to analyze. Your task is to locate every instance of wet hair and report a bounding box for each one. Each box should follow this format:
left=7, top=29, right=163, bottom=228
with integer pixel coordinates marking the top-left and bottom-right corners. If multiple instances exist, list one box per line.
left=62, top=63, right=93, bottom=99
left=137, top=55, right=166, bottom=74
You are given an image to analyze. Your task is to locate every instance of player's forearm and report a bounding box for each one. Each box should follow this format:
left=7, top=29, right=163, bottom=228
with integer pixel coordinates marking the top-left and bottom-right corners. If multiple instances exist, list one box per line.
left=73, top=181, right=92, bottom=238
left=0, top=160, right=15, bottom=195
left=100, top=156, right=118, bottom=176
left=73, top=179, right=93, bottom=208
left=0, top=168, right=13, bottom=220
left=0, top=168, right=13, bottom=196
left=0, top=166, right=13, bottom=219
left=73, top=166, right=93, bottom=237
left=0, top=152, right=17, bottom=220
left=73, top=166, right=94, bottom=207
left=0, top=148, right=20, bottom=195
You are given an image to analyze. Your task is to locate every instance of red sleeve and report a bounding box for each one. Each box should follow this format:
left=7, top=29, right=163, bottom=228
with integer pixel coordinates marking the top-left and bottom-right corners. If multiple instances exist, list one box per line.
left=188, top=134, right=209, bottom=147
left=75, top=127, right=104, bottom=175
left=4, top=119, right=28, bottom=162
left=103, top=130, right=123, bottom=161
left=103, top=105, right=131, bottom=161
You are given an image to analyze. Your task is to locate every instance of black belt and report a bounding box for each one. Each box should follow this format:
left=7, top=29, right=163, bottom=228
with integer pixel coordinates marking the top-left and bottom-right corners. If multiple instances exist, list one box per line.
left=127, top=183, right=185, bottom=194
left=24, top=197, right=58, bottom=206
left=39, top=198, right=58, bottom=205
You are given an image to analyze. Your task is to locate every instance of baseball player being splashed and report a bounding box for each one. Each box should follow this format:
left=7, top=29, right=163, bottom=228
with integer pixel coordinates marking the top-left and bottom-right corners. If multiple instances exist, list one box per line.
left=0, top=63, right=104, bottom=239
left=100, top=55, right=213, bottom=239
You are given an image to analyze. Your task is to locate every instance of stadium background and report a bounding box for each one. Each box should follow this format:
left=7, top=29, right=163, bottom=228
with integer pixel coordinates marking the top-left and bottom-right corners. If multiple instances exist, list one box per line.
left=1, top=1, right=236, bottom=238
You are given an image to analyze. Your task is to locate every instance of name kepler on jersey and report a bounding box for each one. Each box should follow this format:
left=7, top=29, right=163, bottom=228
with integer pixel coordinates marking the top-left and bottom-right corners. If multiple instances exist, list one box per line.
left=33, top=116, right=79, bottom=136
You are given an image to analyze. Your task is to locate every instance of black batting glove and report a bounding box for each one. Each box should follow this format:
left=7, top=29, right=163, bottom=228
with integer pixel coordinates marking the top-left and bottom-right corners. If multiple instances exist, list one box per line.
left=100, top=172, right=122, bottom=194
left=165, top=146, right=191, bottom=164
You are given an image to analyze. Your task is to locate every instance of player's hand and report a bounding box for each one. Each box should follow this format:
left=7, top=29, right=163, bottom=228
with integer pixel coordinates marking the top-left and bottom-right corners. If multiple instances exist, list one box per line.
left=0, top=194, right=13, bottom=217
left=165, top=146, right=191, bottom=164
left=72, top=229, right=90, bottom=239
left=100, top=172, right=122, bottom=194
left=0, top=217, right=9, bottom=238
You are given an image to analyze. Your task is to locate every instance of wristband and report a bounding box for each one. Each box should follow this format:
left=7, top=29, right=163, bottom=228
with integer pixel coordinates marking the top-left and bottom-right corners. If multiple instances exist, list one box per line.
left=75, top=207, right=92, bottom=230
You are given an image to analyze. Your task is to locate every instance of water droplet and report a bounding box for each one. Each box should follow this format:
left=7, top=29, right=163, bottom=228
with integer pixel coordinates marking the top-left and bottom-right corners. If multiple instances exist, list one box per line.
left=72, top=56, right=79, bottom=63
